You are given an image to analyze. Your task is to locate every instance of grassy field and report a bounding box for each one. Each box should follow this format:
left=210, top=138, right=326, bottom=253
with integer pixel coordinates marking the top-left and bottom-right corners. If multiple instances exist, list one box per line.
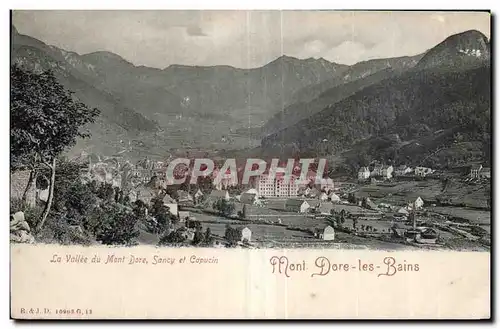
left=431, top=207, right=491, bottom=226
left=356, top=178, right=490, bottom=209
left=200, top=222, right=313, bottom=241
left=191, top=211, right=315, bottom=240
left=356, top=180, right=443, bottom=205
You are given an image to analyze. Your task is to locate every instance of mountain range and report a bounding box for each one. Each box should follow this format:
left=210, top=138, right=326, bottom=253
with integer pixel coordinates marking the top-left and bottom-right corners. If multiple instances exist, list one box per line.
left=261, top=30, right=491, bottom=170
left=11, top=26, right=491, bottom=168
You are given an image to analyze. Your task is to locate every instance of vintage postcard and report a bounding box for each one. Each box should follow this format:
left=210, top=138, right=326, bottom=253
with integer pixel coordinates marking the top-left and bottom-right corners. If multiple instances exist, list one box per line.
left=10, top=10, right=491, bottom=319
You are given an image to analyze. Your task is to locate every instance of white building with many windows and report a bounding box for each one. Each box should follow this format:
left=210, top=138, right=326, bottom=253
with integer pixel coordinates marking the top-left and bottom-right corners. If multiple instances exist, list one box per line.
left=256, top=174, right=299, bottom=198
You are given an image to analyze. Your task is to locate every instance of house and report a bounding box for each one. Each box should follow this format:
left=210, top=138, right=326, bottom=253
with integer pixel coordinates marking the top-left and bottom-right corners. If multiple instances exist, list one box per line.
left=194, top=189, right=204, bottom=202
left=162, top=194, right=178, bottom=216
left=415, top=166, right=434, bottom=177
left=319, top=191, right=329, bottom=201
left=371, top=164, right=384, bottom=177
left=176, top=190, right=193, bottom=203
left=243, top=188, right=259, bottom=196
left=241, top=227, right=252, bottom=242
left=370, top=164, right=393, bottom=179
left=470, top=164, right=482, bottom=178
left=405, top=227, right=439, bottom=244
left=408, top=197, right=424, bottom=210
left=315, top=225, right=335, bottom=241
left=358, top=167, right=371, bottom=181
left=397, top=207, right=410, bottom=215
left=469, top=164, right=490, bottom=179
left=362, top=197, right=379, bottom=211
left=329, top=192, right=341, bottom=203
left=381, top=165, right=394, bottom=179
left=285, top=199, right=310, bottom=213
left=127, top=190, right=138, bottom=203
left=240, top=193, right=259, bottom=205
left=316, top=178, right=334, bottom=193
left=209, top=190, right=230, bottom=201
left=480, top=167, right=491, bottom=179
left=394, top=165, right=413, bottom=176
left=308, top=187, right=321, bottom=198
left=178, top=211, right=190, bottom=223
left=298, top=186, right=311, bottom=197
left=256, top=173, right=299, bottom=198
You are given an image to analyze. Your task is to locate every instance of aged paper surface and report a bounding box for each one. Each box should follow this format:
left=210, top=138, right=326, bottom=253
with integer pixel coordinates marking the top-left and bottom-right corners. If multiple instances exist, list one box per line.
left=11, top=245, right=489, bottom=319
left=10, top=10, right=491, bottom=319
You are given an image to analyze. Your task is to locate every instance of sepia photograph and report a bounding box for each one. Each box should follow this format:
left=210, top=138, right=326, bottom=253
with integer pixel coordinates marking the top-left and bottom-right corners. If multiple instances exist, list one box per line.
left=9, top=9, right=492, bottom=319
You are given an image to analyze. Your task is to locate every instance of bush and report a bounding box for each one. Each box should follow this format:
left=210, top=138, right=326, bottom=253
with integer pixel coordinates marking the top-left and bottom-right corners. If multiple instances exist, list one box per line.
left=192, top=228, right=204, bottom=245
left=92, top=203, right=139, bottom=246
left=158, top=228, right=187, bottom=246
left=213, top=199, right=236, bottom=217
left=63, top=181, right=99, bottom=226
left=10, top=198, right=43, bottom=231
left=203, top=228, right=213, bottom=245
left=150, top=197, right=176, bottom=233
left=36, top=213, right=94, bottom=245
left=224, top=225, right=242, bottom=246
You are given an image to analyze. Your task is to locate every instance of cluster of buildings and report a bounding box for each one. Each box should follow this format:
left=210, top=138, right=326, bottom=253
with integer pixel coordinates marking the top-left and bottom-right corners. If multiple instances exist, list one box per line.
left=357, top=161, right=491, bottom=183
left=469, top=164, right=491, bottom=179
left=357, top=164, right=435, bottom=181
left=255, top=171, right=335, bottom=198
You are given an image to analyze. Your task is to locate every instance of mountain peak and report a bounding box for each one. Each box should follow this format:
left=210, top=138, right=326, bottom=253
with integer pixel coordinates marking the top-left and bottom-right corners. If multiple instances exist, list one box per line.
left=417, top=29, right=490, bottom=69
left=267, top=55, right=301, bottom=66
left=453, top=29, right=489, bottom=40
left=81, top=51, right=132, bottom=66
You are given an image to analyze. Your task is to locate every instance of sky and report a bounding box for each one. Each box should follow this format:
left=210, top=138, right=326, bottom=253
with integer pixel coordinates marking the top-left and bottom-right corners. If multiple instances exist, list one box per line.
left=12, top=10, right=490, bottom=69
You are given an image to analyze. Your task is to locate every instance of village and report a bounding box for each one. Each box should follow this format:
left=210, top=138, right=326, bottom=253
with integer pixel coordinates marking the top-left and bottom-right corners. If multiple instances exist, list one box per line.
left=11, top=152, right=491, bottom=250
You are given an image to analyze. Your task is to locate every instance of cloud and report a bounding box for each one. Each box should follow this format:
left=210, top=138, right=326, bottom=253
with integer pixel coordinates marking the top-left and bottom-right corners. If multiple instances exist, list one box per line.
left=431, top=14, right=446, bottom=23
left=324, top=41, right=368, bottom=65
left=12, top=10, right=490, bottom=69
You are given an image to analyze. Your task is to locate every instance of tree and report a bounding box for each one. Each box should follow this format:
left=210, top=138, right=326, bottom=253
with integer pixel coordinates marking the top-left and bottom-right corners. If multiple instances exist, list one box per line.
left=237, top=204, right=248, bottom=219
left=197, top=176, right=213, bottom=193
left=92, top=204, right=139, bottom=245
left=114, top=187, right=121, bottom=203
left=352, top=217, right=358, bottom=230
left=11, top=65, right=99, bottom=231
left=150, top=197, right=172, bottom=233
left=361, top=197, right=368, bottom=209
left=158, top=228, right=187, bottom=246
left=339, top=210, right=346, bottom=227
left=203, top=227, right=213, bottom=245
left=242, top=204, right=247, bottom=218
left=192, top=226, right=204, bottom=245
left=327, top=209, right=346, bottom=231
left=64, top=181, right=98, bottom=225
left=213, top=199, right=236, bottom=217
left=133, top=200, right=147, bottom=215
left=347, top=193, right=357, bottom=204
left=97, top=183, right=114, bottom=201
left=224, top=224, right=242, bottom=246
left=39, top=159, right=84, bottom=211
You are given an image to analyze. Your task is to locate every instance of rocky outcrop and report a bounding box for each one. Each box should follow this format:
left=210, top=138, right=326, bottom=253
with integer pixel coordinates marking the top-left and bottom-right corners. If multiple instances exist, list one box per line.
left=10, top=211, right=35, bottom=243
